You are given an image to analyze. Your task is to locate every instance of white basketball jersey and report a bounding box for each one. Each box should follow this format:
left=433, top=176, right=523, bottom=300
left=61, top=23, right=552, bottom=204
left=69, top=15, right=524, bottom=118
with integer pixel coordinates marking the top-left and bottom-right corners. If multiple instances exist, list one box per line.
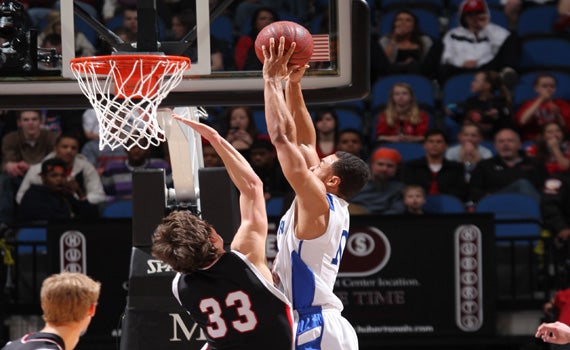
left=272, top=193, right=349, bottom=312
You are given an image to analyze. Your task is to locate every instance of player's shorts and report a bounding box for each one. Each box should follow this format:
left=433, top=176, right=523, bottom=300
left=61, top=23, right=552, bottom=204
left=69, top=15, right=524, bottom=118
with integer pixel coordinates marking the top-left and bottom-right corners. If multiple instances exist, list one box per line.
left=295, top=308, right=358, bottom=350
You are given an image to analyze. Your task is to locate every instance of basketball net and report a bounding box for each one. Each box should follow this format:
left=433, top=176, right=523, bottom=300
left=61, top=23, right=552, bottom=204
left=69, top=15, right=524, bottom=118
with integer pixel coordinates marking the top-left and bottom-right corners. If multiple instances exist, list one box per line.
left=70, top=54, right=190, bottom=151
left=71, top=54, right=208, bottom=204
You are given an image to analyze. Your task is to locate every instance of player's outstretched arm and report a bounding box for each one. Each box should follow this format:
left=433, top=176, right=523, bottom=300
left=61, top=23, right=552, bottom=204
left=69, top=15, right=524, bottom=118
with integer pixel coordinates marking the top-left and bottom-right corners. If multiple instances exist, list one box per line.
left=536, top=321, right=570, bottom=344
left=285, top=65, right=319, bottom=169
left=262, top=38, right=330, bottom=239
left=172, top=115, right=270, bottom=279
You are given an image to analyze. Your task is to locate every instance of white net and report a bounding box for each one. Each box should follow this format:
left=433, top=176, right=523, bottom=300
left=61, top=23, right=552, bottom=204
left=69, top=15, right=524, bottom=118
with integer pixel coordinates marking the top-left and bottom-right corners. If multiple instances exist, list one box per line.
left=70, top=55, right=190, bottom=150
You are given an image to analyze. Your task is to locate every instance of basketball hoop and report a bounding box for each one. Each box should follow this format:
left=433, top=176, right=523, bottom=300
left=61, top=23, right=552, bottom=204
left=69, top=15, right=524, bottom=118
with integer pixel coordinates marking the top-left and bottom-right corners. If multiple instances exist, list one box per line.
left=70, top=54, right=190, bottom=150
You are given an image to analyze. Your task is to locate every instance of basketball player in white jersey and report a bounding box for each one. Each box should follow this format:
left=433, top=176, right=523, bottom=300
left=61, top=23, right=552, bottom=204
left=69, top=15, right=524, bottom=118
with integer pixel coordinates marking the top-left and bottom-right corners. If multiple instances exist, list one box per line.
left=262, top=37, right=370, bottom=349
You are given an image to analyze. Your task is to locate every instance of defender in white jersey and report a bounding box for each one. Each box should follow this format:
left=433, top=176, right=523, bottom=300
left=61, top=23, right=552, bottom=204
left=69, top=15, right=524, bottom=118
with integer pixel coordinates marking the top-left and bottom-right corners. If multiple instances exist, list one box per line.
left=261, top=38, right=370, bottom=349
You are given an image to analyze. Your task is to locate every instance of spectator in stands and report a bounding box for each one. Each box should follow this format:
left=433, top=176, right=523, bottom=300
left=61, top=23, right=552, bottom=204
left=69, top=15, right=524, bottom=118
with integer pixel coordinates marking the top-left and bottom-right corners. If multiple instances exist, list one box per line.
left=504, top=0, right=557, bottom=29
left=202, top=141, right=223, bottom=168
left=16, top=133, right=105, bottom=206
left=248, top=139, right=292, bottom=200
left=18, top=157, right=99, bottom=221
left=120, top=5, right=138, bottom=35
left=38, top=10, right=95, bottom=57
left=402, top=184, right=426, bottom=215
left=0, top=110, right=56, bottom=226
left=526, top=121, right=570, bottom=175
left=515, top=73, right=570, bottom=142
left=541, top=172, right=570, bottom=295
left=401, top=129, right=468, bottom=201
left=314, top=108, right=339, bottom=159
left=375, top=82, right=430, bottom=144
left=349, top=147, right=405, bottom=215
left=445, top=122, right=494, bottom=181
left=1, top=272, right=100, bottom=350
left=223, top=106, right=260, bottom=156
left=447, top=70, right=513, bottom=140
left=554, top=0, right=570, bottom=32
left=80, top=109, right=127, bottom=175
left=372, top=10, right=437, bottom=77
left=439, top=0, right=519, bottom=83
left=469, top=128, right=548, bottom=202
left=337, top=128, right=366, bottom=160
left=234, top=6, right=278, bottom=70
left=100, top=140, right=172, bottom=200
left=541, top=172, right=570, bottom=244
left=169, top=8, right=225, bottom=71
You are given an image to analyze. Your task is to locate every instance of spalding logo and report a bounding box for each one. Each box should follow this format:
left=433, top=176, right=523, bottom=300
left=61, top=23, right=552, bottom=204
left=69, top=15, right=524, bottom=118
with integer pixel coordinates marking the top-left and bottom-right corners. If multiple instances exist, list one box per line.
left=339, top=226, right=391, bottom=277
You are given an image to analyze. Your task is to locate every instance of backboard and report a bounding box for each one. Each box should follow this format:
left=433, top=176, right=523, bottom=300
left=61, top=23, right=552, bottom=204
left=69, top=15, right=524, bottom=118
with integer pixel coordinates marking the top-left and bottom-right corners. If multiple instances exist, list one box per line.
left=0, top=0, right=370, bottom=109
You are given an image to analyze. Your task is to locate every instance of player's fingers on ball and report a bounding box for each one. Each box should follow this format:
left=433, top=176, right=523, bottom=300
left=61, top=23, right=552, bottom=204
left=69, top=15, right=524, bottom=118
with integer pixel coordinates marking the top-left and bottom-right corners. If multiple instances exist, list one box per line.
left=269, top=37, right=276, bottom=58
left=262, top=44, right=269, bottom=59
left=278, top=36, right=286, bottom=56
left=285, top=42, right=296, bottom=61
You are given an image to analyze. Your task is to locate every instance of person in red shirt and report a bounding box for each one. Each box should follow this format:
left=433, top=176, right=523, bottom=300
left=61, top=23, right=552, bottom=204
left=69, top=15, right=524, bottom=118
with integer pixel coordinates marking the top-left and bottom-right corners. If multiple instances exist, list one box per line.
left=515, top=73, right=570, bottom=141
left=233, top=7, right=278, bottom=70
left=375, top=82, right=430, bottom=144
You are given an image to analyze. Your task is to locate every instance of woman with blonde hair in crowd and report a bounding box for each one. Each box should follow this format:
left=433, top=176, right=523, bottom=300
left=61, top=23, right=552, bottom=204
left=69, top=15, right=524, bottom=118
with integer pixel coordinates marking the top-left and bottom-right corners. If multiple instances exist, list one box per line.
left=375, top=82, right=430, bottom=144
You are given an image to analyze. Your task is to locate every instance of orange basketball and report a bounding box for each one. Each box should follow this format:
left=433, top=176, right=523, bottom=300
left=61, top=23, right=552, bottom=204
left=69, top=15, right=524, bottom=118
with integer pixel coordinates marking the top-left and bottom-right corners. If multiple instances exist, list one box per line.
left=255, top=21, right=314, bottom=66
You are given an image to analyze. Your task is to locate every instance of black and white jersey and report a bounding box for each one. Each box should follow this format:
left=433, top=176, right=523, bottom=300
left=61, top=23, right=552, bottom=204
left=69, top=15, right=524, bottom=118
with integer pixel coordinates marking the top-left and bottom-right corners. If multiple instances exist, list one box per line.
left=173, top=251, right=293, bottom=350
left=2, top=332, right=65, bottom=350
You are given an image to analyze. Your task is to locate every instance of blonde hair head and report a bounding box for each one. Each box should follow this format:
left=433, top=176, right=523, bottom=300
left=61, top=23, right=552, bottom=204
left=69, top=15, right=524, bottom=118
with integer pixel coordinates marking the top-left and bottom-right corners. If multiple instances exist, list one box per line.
left=385, top=83, right=422, bottom=127
left=41, top=272, right=101, bottom=325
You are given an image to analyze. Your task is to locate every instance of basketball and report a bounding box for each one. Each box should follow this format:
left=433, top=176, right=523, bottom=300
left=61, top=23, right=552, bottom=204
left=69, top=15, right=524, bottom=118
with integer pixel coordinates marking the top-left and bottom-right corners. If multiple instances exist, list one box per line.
left=254, top=21, right=314, bottom=66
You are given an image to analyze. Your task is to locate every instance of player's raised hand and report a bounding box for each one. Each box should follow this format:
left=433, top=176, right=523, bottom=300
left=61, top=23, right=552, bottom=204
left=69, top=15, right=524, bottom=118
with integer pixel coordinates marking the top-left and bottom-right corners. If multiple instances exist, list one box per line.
left=172, top=113, right=218, bottom=142
left=287, top=64, right=309, bottom=84
left=262, top=37, right=295, bottom=82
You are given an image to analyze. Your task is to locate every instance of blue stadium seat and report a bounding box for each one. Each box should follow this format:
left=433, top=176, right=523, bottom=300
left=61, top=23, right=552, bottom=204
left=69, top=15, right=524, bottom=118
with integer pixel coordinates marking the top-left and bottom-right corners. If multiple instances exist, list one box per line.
left=371, top=74, right=435, bottom=113
left=16, top=227, right=47, bottom=254
left=266, top=196, right=284, bottom=217
left=424, top=194, right=465, bottom=213
left=517, top=5, right=558, bottom=38
left=335, top=109, right=363, bottom=132
left=520, top=37, right=570, bottom=72
left=442, top=72, right=475, bottom=108
left=380, top=0, right=444, bottom=13
left=102, top=200, right=133, bottom=218
left=379, top=8, right=442, bottom=39
left=210, top=15, right=234, bottom=46
left=475, top=193, right=542, bottom=238
left=441, top=72, right=475, bottom=142
left=252, top=110, right=268, bottom=136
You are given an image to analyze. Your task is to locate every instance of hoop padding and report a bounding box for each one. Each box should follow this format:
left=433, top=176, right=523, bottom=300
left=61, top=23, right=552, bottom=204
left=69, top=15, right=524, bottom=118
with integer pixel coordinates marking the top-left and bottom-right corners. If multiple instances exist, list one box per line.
left=70, top=55, right=190, bottom=150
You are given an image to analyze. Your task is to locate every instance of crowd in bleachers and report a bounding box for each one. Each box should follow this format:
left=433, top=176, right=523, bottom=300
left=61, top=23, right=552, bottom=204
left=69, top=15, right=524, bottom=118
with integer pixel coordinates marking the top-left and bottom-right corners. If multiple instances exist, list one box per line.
left=1, top=0, right=570, bottom=317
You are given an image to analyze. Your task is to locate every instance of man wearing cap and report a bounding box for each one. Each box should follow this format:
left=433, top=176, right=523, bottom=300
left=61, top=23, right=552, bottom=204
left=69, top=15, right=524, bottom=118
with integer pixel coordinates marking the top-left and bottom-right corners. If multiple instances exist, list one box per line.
left=349, top=147, right=406, bottom=214
left=440, top=0, right=518, bottom=82
left=18, top=158, right=99, bottom=222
